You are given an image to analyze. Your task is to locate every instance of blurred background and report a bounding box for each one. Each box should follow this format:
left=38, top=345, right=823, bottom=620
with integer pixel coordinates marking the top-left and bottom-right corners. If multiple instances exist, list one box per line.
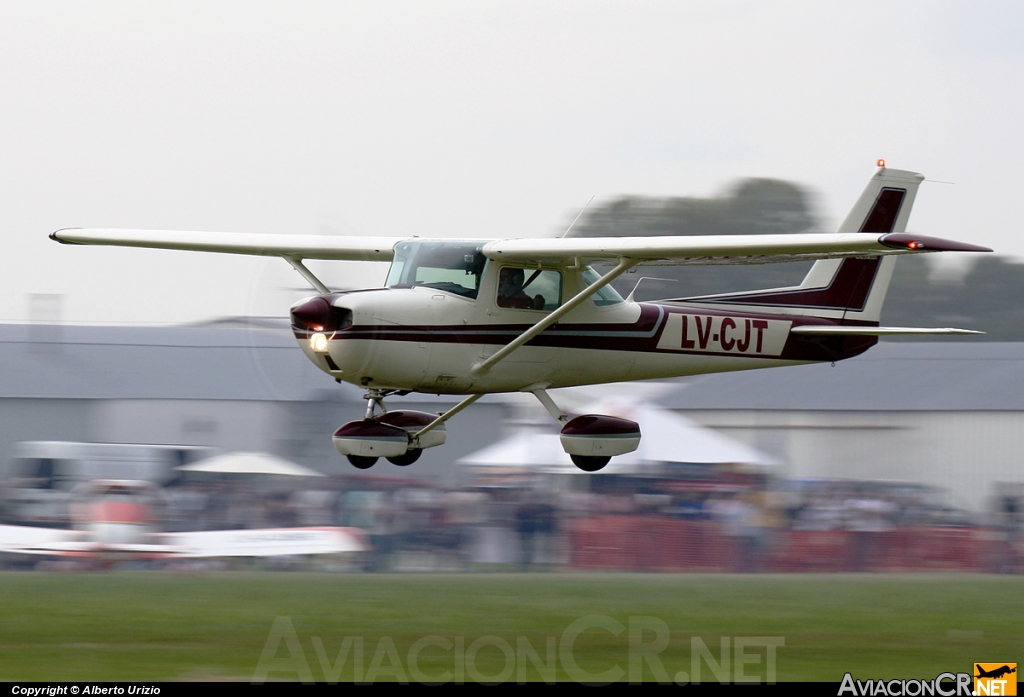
left=2, top=1, right=1023, bottom=572
left=3, top=174, right=1023, bottom=574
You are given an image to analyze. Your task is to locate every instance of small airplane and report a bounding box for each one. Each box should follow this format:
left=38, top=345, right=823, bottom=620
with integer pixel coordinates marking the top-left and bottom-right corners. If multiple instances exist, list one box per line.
left=0, top=480, right=366, bottom=561
left=50, top=164, right=991, bottom=472
left=975, top=665, right=1017, bottom=680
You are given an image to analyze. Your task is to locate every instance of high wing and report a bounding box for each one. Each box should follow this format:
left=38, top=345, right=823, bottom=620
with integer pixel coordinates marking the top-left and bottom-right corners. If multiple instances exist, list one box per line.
left=51, top=228, right=990, bottom=265
left=51, top=228, right=404, bottom=261
left=482, top=232, right=991, bottom=266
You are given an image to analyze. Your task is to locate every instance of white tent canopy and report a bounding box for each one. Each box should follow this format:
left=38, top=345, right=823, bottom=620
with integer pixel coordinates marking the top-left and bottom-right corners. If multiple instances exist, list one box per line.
left=457, top=400, right=778, bottom=474
left=177, top=451, right=325, bottom=477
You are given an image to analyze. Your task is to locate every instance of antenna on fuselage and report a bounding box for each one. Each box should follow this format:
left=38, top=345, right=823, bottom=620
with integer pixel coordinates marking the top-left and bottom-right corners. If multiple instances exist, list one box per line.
left=559, top=195, right=595, bottom=238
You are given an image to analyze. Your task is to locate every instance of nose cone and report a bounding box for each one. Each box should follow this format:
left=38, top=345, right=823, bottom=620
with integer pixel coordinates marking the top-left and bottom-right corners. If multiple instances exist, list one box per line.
left=290, top=296, right=333, bottom=332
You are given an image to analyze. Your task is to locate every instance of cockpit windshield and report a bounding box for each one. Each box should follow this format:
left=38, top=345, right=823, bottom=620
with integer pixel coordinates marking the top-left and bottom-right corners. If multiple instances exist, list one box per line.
left=385, top=241, right=488, bottom=299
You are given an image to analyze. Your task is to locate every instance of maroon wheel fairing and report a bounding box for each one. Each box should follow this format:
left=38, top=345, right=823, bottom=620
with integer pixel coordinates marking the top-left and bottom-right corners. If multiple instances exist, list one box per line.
left=377, top=411, right=447, bottom=450
left=332, top=419, right=410, bottom=459
left=559, top=414, right=642, bottom=462
left=560, top=414, right=640, bottom=437
left=378, top=411, right=439, bottom=429
left=333, top=419, right=408, bottom=440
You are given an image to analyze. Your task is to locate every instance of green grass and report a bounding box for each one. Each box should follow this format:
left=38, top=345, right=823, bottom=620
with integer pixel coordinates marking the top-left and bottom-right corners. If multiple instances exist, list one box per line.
left=0, top=572, right=1019, bottom=682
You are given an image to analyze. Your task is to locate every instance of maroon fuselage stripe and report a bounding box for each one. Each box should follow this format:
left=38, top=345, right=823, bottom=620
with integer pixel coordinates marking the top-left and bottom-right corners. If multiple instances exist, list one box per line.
left=294, top=303, right=877, bottom=363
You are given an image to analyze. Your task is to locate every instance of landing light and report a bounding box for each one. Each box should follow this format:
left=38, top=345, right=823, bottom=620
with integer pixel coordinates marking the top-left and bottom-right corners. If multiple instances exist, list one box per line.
left=310, top=332, right=329, bottom=353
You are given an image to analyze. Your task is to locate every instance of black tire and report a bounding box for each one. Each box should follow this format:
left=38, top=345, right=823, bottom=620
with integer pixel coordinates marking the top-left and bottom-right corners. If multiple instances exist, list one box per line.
left=347, top=455, right=378, bottom=469
left=570, top=455, right=611, bottom=472
left=387, top=449, right=422, bottom=467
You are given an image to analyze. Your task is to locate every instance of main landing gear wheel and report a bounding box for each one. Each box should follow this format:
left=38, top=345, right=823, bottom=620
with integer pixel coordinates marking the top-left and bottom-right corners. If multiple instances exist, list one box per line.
left=347, top=455, right=378, bottom=469
left=387, top=449, right=422, bottom=467
left=570, top=455, right=611, bottom=472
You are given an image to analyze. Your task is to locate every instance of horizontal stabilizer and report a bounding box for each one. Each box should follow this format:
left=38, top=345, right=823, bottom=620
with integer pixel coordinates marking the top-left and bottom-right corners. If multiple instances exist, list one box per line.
left=790, top=326, right=984, bottom=336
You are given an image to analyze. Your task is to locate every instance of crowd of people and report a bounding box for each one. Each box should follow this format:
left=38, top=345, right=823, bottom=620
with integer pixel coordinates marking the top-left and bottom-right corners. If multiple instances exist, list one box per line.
left=2, top=473, right=1021, bottom=573
left=156, top=474, right=1023, bottom=573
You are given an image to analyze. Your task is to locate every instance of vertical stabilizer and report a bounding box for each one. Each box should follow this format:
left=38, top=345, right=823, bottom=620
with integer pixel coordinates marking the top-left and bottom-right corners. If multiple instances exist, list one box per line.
left=837, top=167, right=924, bottom=234
left=675, top=166, right=924, bottom=323
left=832, top=166, right=924, bottom=323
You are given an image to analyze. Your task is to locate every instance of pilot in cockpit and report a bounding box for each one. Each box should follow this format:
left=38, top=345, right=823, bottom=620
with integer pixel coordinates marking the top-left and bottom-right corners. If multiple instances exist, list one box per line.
left=497, top=268, right=544, bottom=310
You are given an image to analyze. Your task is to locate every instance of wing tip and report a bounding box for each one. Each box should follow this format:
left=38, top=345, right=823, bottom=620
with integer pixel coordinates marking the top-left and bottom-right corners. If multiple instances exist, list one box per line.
left=50, top=228, right=80, bottom=245
left=880, top=233, right=993, bottom=253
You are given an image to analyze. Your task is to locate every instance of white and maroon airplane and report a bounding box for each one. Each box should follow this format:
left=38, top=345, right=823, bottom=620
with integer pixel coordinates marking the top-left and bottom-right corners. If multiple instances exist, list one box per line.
left=51, top=165, right=990, bottom=472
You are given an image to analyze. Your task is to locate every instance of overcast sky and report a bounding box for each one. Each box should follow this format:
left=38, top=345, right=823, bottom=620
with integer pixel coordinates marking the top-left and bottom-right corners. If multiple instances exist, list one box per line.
left=2, top=1, right=1021, bottom=325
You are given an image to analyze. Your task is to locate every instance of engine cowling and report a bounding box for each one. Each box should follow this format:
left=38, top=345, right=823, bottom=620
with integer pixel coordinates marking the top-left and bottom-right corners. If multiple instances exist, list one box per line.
left=377, top=411, right=446, bottom=450
left=332, top=420, right=409, bottom=458
left=559, top=414, right=641, bottom=458
left=290, top=294, right=352, bottom=333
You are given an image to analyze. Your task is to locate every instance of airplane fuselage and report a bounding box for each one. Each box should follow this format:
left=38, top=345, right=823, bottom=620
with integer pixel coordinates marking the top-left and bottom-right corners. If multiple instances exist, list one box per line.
left=292, top=260, right=875, bottom=395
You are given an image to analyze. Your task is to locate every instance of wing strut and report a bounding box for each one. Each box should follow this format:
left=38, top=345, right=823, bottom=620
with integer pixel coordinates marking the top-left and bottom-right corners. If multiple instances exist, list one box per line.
left=411, top=393, right=484, bottom=443
left=530, top=387, right=569, bottom=422
left=471, top=258, right=636, bottom=376
left=283, top=257, right=331, bottom=294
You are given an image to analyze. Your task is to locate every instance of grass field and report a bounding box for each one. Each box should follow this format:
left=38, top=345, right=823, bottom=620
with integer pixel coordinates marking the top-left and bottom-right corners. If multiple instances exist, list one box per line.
left=0, top=572, right=1019, bottom=682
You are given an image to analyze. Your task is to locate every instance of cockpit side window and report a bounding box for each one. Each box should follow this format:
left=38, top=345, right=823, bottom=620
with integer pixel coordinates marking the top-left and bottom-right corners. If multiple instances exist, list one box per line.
left=497, top=267, right=562, bottom=311
left=385, top=241, right=488, bottom=299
